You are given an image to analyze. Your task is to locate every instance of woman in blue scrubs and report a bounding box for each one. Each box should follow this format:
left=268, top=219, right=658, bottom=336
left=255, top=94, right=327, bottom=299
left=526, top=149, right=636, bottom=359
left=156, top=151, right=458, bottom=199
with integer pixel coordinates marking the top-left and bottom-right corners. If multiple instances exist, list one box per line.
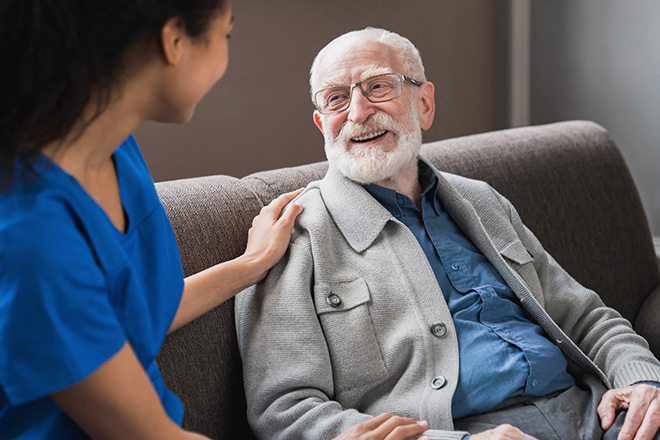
left=0, top=1, right=305, bottom=438
left=0, top=1, right=430, bottom=439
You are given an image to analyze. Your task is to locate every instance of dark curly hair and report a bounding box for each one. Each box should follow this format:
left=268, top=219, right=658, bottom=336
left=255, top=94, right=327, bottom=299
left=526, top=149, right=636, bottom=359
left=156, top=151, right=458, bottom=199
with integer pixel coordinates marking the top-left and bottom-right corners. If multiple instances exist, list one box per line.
left=0, top=0, right=229, bottom=190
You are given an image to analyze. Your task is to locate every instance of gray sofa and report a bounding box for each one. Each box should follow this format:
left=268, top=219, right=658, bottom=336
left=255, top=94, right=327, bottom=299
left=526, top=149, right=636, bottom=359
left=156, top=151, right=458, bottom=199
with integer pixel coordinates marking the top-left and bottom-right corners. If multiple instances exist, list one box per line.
left=155, top=120, right=660, bottom=439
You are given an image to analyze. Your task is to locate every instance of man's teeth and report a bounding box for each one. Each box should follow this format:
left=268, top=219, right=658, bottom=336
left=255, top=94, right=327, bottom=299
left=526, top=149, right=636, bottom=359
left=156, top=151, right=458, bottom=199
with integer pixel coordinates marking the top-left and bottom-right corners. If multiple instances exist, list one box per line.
left=352, top=130, right=387, bottom=142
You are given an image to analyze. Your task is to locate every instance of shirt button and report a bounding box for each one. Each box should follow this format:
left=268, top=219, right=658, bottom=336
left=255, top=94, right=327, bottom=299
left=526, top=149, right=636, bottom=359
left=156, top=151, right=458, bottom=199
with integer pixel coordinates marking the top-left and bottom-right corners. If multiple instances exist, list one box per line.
left=450, top=262, right=460, bottom=271
left=431, top=376, right=447, bottom=390
left=484, top=291, right=492, bottom=299
left=326, top=294, right=342, bottom=308
left=532, top=379, right=538, bottom=388
left=430, top=323, right=447, bottom=338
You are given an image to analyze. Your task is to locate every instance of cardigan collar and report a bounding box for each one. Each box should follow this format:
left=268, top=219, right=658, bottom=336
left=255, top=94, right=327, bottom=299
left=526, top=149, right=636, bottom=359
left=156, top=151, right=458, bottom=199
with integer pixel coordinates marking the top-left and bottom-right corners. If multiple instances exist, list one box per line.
left=319, top=165, right=391, bottom=253
left=319, top=156, right=465, bottom=253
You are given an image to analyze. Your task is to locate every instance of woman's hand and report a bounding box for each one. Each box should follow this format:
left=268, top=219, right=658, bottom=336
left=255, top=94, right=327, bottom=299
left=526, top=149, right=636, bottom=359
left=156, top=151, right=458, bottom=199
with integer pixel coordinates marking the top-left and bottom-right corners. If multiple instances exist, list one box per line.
left=172, top=188, right=304, bottom=333
left=243, top=188, right=304, bottom=283
left=333, top=413, right=430, bottom=440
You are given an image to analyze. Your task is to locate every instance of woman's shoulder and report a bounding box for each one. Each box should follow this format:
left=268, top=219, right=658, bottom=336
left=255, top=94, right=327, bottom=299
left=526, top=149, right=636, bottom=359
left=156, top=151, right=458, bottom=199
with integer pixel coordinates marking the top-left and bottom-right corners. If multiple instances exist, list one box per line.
left=1, top=163, right=106, bottom=285
left=2, top=193, right=98, bottom=273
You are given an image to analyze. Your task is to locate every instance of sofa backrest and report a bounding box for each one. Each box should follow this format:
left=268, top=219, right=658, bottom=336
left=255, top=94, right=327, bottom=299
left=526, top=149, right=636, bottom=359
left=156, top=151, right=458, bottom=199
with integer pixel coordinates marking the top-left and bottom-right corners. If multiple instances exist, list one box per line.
left=156, top=120, right=660, bottom=439
left=426, top=121, right=660, bottom=322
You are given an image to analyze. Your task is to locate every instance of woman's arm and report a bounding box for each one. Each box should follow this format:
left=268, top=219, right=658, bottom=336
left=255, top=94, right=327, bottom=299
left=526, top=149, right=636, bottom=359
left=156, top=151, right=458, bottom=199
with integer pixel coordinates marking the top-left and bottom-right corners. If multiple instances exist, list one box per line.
left=51, top=343, right=208, bottom=440
left=168, top=188, right=304, bottom=334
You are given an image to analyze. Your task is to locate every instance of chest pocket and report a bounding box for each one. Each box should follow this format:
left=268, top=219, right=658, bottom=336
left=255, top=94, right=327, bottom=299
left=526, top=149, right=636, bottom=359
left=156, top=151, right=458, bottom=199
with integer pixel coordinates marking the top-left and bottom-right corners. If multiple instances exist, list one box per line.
left=314, top=278, right=388, bottom=393
left=499, top=239, right=544, bottom=307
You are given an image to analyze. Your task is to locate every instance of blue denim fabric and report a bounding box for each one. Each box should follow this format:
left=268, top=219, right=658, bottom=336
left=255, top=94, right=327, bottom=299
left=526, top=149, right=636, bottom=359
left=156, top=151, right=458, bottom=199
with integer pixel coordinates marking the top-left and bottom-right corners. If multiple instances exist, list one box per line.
left=364, top=162, right=574, bottom=418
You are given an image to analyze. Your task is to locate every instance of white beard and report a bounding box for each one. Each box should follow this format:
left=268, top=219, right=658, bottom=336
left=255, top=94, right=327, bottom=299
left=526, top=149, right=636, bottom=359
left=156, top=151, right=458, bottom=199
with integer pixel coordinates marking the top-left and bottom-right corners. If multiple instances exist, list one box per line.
left=323, top=111, right=422, bottom=184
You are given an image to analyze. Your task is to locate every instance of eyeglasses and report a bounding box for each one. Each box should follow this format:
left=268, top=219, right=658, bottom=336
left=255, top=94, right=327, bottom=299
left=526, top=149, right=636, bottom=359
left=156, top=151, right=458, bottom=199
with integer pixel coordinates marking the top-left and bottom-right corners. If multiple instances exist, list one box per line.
left=313, top=72, right=422, bottom=115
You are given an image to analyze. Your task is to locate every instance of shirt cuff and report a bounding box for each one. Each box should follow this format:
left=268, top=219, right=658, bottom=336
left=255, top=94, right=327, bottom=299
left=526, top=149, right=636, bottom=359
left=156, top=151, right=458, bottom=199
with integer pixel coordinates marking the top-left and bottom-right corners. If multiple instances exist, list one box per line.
left=636, top=381, right=660, bottom=388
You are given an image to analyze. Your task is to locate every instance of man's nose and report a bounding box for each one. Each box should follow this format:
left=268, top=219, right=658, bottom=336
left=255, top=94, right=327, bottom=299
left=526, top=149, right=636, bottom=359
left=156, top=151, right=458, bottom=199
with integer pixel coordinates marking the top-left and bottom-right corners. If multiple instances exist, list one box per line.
left=347, top=86, right=376, bottom=124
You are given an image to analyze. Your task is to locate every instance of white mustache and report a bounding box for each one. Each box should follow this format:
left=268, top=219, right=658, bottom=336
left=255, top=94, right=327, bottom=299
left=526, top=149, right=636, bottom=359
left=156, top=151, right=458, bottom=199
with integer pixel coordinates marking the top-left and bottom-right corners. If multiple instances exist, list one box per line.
left=336, top=114, right=401, bottom=144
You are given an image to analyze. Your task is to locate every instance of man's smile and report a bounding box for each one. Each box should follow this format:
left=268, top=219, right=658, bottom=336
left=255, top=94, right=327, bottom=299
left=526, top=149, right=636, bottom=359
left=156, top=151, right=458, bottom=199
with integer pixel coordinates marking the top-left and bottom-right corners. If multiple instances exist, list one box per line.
left=350, top=129, right=388, bottom=143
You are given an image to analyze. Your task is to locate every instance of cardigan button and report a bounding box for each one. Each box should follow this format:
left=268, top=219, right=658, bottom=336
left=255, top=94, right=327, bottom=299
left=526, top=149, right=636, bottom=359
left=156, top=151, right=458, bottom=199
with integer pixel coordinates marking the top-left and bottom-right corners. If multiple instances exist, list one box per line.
left=430, top=323, right=447, bottom=338
left=431, top=376, right=447, bottom=390
left=326, top=293, right=342, bottom=308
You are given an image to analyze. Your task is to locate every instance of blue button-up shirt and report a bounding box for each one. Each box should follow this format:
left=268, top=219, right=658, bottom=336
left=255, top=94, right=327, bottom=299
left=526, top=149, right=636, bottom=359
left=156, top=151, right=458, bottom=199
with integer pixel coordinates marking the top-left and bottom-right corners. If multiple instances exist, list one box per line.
left=364, top=162, right=575, bottom=419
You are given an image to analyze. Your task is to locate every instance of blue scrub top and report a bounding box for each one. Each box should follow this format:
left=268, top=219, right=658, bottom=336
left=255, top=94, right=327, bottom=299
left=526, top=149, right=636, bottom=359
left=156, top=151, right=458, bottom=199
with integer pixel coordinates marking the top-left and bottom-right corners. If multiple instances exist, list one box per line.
left=0, top=135, right=185, bottom=438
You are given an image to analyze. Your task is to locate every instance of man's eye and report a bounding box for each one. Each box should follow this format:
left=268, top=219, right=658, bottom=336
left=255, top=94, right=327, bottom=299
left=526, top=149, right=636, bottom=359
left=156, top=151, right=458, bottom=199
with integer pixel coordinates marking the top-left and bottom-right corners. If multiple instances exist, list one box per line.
left=367, top=81, right=392, bottom=97
left=325, top=90, right=349, bottom=105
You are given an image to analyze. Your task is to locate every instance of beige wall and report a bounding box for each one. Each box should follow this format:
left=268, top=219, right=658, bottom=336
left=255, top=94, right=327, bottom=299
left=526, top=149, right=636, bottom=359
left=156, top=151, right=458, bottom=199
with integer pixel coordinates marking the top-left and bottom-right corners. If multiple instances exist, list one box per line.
left=135, top=0, right=507, bottom=182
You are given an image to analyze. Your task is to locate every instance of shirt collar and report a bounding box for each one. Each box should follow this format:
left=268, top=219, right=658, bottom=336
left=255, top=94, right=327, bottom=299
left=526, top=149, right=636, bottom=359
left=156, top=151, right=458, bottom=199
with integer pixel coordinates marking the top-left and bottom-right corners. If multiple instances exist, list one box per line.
left=362, top=182, right=402, bottom=216
left=419, top=160, right=443, bottom=215
left=363, top=160, right=443, bottom=216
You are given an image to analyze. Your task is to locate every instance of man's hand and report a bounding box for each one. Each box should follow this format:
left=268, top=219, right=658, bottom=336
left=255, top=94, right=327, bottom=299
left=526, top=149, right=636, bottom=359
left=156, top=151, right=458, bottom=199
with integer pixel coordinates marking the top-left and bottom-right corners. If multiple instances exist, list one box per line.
left=470, top=424, right=538, bottom=440
left=333, top=413, right=429, bottom=440
left=598, top=384, right=660, bottom=440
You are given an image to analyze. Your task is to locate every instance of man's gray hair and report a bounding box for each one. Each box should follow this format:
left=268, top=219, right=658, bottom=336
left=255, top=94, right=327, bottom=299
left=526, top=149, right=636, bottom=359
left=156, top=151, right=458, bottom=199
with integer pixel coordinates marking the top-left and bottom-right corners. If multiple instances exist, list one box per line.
left=309, top=27, right=426, bottom=98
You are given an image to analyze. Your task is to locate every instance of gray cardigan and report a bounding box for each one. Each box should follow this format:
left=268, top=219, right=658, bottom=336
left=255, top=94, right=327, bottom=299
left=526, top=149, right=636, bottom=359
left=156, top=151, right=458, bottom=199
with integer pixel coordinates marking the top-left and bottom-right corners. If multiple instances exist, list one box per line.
left=235, top=158, right=660, bottom=440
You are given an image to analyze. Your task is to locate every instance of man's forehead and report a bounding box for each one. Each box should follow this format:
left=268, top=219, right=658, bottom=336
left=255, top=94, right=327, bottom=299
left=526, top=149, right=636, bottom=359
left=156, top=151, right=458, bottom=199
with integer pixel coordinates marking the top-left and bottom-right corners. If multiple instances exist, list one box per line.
left=315, top=40, right=402, bottom=89
left=321, top=64, right=393, bottom=88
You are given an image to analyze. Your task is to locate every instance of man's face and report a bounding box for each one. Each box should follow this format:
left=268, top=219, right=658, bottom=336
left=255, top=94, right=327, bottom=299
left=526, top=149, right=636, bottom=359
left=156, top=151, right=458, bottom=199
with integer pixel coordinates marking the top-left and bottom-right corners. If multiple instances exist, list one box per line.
left=312, top=39, right=432, bottom=184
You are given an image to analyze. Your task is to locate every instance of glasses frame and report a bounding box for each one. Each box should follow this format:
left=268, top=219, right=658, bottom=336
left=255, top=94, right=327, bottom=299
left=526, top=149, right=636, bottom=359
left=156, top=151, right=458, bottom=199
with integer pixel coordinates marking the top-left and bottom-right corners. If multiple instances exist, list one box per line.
left=313, top=72, right=423, bottom=115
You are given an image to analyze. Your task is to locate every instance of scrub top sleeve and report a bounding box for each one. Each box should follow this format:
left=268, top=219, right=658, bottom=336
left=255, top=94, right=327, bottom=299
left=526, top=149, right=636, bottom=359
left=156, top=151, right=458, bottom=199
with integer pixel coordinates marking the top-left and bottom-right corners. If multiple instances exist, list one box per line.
left=0, top=215, right=126, bottom=405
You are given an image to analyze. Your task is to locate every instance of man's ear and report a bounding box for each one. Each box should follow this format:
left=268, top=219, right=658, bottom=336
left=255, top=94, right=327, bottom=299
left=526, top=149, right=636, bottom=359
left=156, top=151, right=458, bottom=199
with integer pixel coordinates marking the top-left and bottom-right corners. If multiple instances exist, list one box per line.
left=160, top=17, right=187, bottom=65
left=313, top=111, right=325, bottom=134
left=417, top=81, right=436, bottom=131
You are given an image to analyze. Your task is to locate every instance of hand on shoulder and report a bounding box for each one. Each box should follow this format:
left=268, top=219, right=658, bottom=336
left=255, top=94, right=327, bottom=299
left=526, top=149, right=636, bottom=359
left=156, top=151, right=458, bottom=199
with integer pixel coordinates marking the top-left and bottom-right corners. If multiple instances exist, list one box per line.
left=243, top=188, right=304, bottom=283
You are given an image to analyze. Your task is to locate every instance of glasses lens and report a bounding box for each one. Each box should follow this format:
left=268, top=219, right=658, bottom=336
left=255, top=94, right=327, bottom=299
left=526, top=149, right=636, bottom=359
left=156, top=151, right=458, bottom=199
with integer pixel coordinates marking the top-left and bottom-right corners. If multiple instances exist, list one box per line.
left=314, top=73, right=405, bottom=114
left=315, top=87, right=351, bottom=114
left=362, top=73, right=402, bottom=102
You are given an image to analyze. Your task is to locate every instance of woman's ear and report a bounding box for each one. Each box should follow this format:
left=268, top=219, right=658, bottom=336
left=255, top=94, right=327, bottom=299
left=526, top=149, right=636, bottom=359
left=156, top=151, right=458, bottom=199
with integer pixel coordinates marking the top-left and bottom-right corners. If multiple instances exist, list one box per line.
left=417, top=81, right=436, bottom=132
left=160, top=17, right=187, bottom=65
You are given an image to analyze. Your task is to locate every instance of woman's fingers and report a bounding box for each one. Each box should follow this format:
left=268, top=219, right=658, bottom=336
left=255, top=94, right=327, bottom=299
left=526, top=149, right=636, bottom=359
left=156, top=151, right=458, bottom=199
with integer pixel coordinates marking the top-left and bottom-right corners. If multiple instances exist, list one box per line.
left=264, top=188, right=305, bottom=218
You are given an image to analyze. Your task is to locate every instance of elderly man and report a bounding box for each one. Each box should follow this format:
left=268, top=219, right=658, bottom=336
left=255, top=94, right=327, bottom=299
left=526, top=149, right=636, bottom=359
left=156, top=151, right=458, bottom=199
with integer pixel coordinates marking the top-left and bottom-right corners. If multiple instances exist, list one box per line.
left=235, top=28, right=660, bottom=440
